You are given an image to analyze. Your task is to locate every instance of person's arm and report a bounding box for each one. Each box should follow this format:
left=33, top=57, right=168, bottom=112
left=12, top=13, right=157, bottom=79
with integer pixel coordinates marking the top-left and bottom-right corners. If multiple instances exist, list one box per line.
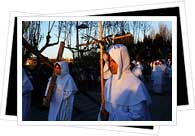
left=127, top=102, right=149, bottom=121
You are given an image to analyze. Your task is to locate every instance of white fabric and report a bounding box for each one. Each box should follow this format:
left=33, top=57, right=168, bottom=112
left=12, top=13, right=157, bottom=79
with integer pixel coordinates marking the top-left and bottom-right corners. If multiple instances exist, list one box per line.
left=102, top=44, right=151, bottom=121
left=160, top=64, right=167, bottom=72
left=22, top=93, right=31, bottom=121
left=98, top=100, right=151, bottom=121
left=137, top=63, right=144, bottom=71
left=56, top=95, right=75, bottom=121
left=45, top=61, right=78, bottom=121
left=22, top=68, right=33, bottom=93
left=108, top=44, right=130, bottom=80
left=151, top=65, right=163, bottom=93
left=132, top=67, right=142, bottom=77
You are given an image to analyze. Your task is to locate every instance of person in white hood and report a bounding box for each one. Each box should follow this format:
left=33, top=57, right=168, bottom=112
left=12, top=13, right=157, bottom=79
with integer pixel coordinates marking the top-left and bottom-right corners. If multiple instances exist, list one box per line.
left=45, top=61, right=78, bottom=121
left=132, top=61, right=144, bottom=81
left=151, top=61, right=163, bottom=93
left=100, top=44, right=152, bottom=121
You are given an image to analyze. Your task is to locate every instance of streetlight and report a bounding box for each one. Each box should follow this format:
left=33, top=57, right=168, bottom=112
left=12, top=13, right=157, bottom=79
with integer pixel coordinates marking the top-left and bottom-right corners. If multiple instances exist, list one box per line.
left=76, top=21, right=89, bottom=59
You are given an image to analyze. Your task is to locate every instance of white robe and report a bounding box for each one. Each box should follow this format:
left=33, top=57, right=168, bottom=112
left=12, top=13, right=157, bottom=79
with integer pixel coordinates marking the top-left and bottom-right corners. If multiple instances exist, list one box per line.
left=151, top=66, right=163, bottom=93
left=45, top=62, right=78, bottom=121
left=22, top=68, right=34, bottom=121
left=99, top=44, right=151, bottom=121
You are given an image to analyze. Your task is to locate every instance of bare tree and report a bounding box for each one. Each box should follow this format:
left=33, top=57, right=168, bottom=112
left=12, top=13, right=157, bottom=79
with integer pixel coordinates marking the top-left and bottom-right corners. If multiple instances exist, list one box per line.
left=159, top=23, right=171, bottom=42
left=39, top=21, right=62, bottom=53
left=141, top=21, right=152, bottom=37
left=149, top=28, right=156, bottom=40
left=23, top=21, right=146, bottom=61
left=23, top=21, right=62, bottom=54
left=23, top=21, right=43, bottom=50
left=130, top=21, right=139, bottom=43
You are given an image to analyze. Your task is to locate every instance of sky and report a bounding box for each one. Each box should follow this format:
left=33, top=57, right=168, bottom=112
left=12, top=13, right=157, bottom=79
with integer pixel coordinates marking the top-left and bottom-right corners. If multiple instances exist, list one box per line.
left=34, top=21, right=172, bottom=59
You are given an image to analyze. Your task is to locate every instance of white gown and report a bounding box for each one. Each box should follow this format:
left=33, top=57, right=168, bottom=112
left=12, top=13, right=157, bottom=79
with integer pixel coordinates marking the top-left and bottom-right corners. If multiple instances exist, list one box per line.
left=99, top=44, right=152, bottom=121
left=45, top=62, right=78, bottom=121
left=151, top=66, right=163, bottom=93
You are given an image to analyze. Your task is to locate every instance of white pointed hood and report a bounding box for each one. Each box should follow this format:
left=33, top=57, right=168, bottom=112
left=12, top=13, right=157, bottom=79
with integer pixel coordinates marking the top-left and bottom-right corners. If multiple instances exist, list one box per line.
left=55, top=61, right=69, bottom=78
left=104, top=44, right=151, bottom=108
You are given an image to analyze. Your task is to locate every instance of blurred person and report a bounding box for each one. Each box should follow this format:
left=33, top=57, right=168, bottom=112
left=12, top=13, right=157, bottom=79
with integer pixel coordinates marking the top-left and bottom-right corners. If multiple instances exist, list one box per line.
left=151, top=60, right=163, bottom=93
left=132, top=61, right=144, bottom=81
left=22, top=68, right=34, bottom=121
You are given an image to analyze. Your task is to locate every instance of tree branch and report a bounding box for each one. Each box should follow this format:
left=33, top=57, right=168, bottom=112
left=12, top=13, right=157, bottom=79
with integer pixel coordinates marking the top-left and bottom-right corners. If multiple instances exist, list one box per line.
left=22, top=37, right=54, bottom=69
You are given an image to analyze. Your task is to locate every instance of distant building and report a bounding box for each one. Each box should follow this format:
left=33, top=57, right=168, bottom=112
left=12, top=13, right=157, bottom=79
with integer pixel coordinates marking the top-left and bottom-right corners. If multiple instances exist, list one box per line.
left=25, top=56, right=74, bottom=66
left=49, top=58, right=74, bottom=63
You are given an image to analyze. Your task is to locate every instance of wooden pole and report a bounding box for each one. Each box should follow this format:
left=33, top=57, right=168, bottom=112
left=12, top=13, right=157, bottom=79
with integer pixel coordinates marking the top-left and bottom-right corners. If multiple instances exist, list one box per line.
left=79, top=33, right=132, bottom=46
left=56, top=41, right=65, bottom=61
left=99, top=21, right=105, bottom=113
left=42, top=41, right=65, bottom=107
left=76, top=21, right=79, bottom=59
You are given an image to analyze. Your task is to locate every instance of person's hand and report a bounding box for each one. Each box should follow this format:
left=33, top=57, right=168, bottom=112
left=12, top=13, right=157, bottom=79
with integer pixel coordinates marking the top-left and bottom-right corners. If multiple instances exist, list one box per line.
left=42, top=97, right=49, bottom=107
left=103, top=52, right=112, bottom=79
left=63, top=91, right=72, bottom=100
left=100, top=109, right=109, bottom=121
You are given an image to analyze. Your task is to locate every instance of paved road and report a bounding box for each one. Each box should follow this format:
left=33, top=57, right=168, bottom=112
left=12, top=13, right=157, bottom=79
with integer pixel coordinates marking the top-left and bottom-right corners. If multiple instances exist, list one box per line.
left=29, top=81, right=172, bottom=121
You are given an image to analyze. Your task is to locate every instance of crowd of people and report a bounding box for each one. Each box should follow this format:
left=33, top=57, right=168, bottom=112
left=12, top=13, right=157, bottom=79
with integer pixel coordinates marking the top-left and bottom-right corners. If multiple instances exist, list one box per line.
left=130, top=58, right=172, bottom=94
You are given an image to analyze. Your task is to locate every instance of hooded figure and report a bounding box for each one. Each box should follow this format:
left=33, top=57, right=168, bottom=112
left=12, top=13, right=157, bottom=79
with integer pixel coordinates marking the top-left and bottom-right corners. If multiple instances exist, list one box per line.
left=45, top=61, right=78, bottom=121
left=132, top=62, right=144, bottom=81
left=151, top=63, right=163, bottom=93
left=100, top=44, right=151, bottom=121
left=22, top=68, right=34, bottom=121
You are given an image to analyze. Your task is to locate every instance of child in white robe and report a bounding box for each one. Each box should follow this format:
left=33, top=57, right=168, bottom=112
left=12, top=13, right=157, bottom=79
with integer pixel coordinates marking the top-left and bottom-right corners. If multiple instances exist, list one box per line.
left=45, top=61, right=78, bottom=121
